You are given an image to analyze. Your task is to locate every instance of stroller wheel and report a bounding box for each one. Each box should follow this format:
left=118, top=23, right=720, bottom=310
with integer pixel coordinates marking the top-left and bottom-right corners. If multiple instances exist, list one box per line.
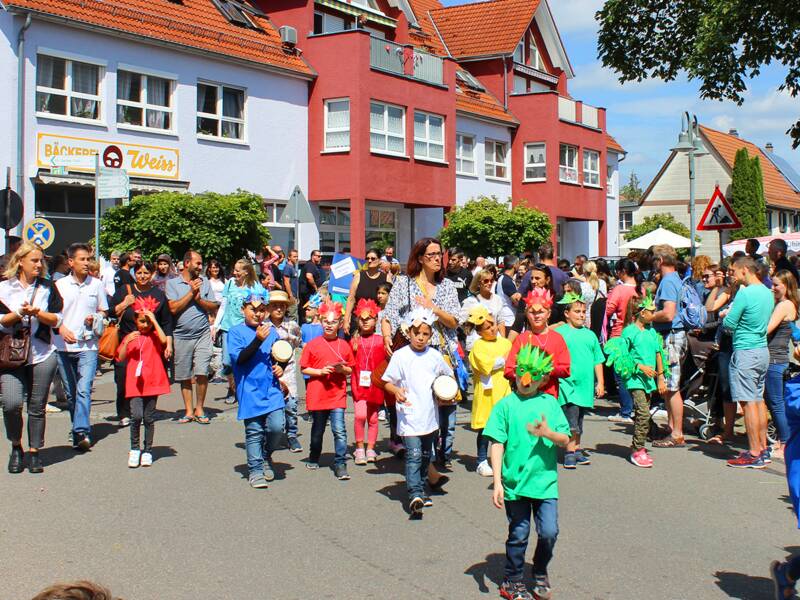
left=698, top=424, right=713, bottom=441
left=767, top=422, right=779, bottom=446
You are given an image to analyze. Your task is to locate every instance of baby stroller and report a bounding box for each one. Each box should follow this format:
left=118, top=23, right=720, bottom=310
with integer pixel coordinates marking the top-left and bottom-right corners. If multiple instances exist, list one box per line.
left=679, top=334, right=720, bottom=440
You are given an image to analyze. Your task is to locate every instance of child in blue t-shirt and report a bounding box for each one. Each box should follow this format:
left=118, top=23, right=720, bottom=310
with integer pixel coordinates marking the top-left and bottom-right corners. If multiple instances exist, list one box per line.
left=301, top=294, right=323, bottom=382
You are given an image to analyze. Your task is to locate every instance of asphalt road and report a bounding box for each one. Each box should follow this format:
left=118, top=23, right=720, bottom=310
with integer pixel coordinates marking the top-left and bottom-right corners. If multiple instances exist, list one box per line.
left=1, top=370, right=796, bottom=600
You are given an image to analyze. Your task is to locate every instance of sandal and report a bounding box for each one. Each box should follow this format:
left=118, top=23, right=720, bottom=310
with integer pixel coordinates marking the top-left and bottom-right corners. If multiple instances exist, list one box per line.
left=707, top=435, right=729, bottom=445
left=652, top=435, right=685, bottom=448
left=428, top=475, right=450, bottom=490
left=195, top=414, right=210, bottom=425
left=177, top=415, right=194, bottom=424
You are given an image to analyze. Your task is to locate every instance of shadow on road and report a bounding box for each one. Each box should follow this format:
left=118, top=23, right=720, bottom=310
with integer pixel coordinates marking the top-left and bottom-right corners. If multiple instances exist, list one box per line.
left=464, top=553, right=505, bottom=594
left=713, top=570, right=774, bottom=599
left=591, top=442, right=632, bottom=461
left=151, top=446, right=178, bottom=463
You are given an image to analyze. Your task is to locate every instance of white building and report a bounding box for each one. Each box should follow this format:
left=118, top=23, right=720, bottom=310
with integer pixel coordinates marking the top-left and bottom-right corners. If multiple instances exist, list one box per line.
left=605, top=134, right=626, bottom=256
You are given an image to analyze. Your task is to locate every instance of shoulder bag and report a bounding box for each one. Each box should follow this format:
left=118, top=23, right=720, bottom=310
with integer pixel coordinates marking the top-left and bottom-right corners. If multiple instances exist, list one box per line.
left=0, top=280, right=40, bottom=370
left=98, top=284, right=130, bottom=362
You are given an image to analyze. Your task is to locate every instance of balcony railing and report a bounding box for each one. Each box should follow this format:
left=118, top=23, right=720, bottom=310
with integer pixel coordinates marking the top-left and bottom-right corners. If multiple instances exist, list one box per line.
left=557, top=97, right=600, bottom=128
left=369, top=36, right=444, bottom=86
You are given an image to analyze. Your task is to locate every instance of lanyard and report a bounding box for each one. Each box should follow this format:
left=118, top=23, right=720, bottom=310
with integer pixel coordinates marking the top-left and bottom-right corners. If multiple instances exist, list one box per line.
left=324, top=338, right=345, bottom=365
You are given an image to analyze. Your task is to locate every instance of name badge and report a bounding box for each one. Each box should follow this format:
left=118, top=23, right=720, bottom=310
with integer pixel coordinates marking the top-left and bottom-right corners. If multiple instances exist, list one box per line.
left=135, top=360, right=143, bottom=377
left=359, top=370, right=372, bottom=387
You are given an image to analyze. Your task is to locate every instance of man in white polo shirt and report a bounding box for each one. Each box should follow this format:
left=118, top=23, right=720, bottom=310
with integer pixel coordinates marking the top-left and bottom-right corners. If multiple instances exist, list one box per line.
left=55, top=243, right=108, bottom=450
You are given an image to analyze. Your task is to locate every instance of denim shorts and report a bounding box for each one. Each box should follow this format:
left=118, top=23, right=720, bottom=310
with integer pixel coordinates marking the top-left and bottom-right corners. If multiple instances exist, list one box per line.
left=729, top=347, right=769, bottom=402
left=562, top=403, right=586, bottom=435
left=664, top=330, right=688, bottom=392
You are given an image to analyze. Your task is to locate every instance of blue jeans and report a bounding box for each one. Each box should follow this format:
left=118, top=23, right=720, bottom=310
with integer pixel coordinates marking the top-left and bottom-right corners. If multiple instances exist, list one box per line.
left=405, top=431, right=437, bottom=499
left=504, top=497, right=559, bottom=582
left=57, top=350, right=98, bottom=435
left=284, top=395, right=298, bottom=439
left=476, top=429, right=489, bottom=464
left=244, top=408, right=286, bottom=477
left=438, top=404, right=457, bottom=461
left=221, top=331, right=232, bottom=375
left=309, top=408, right=347, bottom=466
left=614, top=371, right=633, bottom=418
left=766, top=362, right=790, bottom=443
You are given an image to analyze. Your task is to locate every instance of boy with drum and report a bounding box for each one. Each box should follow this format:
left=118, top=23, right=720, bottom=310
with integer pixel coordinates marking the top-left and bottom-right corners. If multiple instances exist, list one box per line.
left=227, top=294, right=287, bottom=489
left=382, top=307, right=454, bottom=518
left=484, top=345, right=570, bottom=600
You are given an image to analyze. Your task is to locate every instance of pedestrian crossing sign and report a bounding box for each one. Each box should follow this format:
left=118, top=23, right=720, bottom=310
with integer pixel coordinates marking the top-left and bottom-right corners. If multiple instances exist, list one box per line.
left=23, top=217, right=56, bottom=249
left=697, top=186, right=742, bottom=231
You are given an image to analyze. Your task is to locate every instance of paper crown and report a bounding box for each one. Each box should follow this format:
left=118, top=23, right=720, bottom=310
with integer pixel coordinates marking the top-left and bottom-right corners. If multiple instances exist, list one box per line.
left=304, top=293, right=322, bottom=309
left=515, top=344, right=554, bottom=387
left=132, top=296, right=160, bottom=314
left=524, top=288, right=554, bottom=309
left=355, top=298, right=380, bottom=319
left=319, top=301, right=344, bottom=321
left=403, top=306, right=437, bottom=329
left=637, top=291, right=656, bottom=312
left=557, top=291, right=584, bottom=305
left=243, top=293, right=267, bottom=308
left=466, top=305, right=492, bottom=326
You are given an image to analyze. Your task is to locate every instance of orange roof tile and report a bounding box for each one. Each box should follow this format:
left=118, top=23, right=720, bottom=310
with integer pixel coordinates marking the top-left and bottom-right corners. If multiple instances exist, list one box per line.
left=7, top=0, right=314, bottom=77
left=606, top=133, right=625, bottom=154
left=406, top=0, right=448, bottom=56
left=429, top=0, right=540, bottom=59
left=455, top=79, right=518, bottom=126
left=700, top=125, right=800, bottom=209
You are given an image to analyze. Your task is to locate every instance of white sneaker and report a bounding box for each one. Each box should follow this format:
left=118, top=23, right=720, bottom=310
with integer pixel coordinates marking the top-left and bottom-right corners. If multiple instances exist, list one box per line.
left=128, top=450, right=141, bottom=468
left=378, top=409, right=387, bottom=422
left=476, top=460, right=493, bottom=477
left=45, top=403, right=62, bottom=413
left=140, top=452, right=153, bottom=467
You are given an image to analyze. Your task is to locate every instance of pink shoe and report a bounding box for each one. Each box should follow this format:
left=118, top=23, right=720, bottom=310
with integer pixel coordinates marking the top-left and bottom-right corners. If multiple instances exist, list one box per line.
left=630, top=448, right=653, bottom=468
left=366, top=449, right=378, bottom=463
left=354, top=448, right=367, bottom=465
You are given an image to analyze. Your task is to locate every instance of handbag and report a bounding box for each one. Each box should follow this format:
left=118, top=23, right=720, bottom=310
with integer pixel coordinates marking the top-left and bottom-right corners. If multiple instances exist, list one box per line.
left=98, top=284, right=131, bottom=362
left=0, top=281, right=39, bottom=370
left=390, top=275, right=413, bottom=352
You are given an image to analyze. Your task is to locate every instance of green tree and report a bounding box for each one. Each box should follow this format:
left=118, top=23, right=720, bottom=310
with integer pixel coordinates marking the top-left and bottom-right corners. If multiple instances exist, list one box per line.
left=99, top=189, right=270, bottom=265
left=620, top=172, right=643, bottom=202
left=730, top=147, right=769, bottom=238
left=438, top=196, right=552, bottom=259
left=596, top=0, right=800, bottom=148
left=624, top=213, right=693, bottom=242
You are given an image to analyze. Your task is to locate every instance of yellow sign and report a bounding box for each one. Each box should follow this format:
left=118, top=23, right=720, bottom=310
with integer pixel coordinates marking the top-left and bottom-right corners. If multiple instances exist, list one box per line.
left=36, top=133, right=180, bottom=180
left=23, top=218, right=55, bottom=250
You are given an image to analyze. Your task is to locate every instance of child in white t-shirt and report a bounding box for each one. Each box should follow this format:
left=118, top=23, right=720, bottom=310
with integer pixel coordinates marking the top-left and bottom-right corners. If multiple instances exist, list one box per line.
left=382, top=307, right=453, bottom=518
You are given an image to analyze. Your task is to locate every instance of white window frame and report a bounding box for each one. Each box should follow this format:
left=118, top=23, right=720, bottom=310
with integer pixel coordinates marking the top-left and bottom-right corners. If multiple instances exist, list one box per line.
left=35, top=50, right=106, bottom=125
left=619, top=210, right=633, bottom=232
left=559, top=143, right=578, bottom=184
left=116, top=65, right=176, bottom=134
left=485, top=139, right=509, bottom=181
left=323, top=98, right=350, bottom=152
left=513, top=39, right=524, bottom=63
left=455, top=133, right=476, bottom=176
left=413, top=110, right=445, bottom=163
left=583, top=149, right=601, bottom=187
left=528, top=33, right=541, bottom=70
left=370, top=101, right=406, bottom=157
left=524, top=142, right=546, bottom=182
left=196, top=81, right=247, bottom=144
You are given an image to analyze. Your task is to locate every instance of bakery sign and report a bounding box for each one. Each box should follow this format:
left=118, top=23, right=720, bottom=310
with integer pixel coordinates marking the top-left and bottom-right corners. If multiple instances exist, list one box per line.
left=37, top=133, right=180, bottom=180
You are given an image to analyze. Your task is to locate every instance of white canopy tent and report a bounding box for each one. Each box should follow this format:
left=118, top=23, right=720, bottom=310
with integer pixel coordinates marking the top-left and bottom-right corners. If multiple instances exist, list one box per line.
left=722, top=233, right=800, bottom=257
left=619, top=226, right=692, bottom=250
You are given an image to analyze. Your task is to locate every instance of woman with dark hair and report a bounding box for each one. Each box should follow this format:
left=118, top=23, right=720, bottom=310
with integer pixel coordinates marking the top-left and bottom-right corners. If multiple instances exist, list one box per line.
left=344, top=247, right=391, bottom=333
left=510, top=263, right=556, bottom=340
left=381, top=237, right=461, bottom=470
left=205, top=259, right=226, bottom=304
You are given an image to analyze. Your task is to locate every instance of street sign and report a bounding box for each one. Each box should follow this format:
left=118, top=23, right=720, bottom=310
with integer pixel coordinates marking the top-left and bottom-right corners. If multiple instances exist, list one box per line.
left=49, top=154, right=95, bottom=169
left=103, top=145, right=124, bottom=168
left=0, top=188, right=24, bottom=230
left=278, top=185, right=315, bottom=224
left=96, top=165, right=130, bottom=199
left=23, top=217, right=55, bottom=249
left=697, top=186, right=742, bottom=230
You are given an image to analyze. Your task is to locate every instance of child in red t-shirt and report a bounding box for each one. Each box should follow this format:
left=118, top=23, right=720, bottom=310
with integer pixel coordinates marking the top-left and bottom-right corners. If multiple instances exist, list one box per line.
left=300, top=301, right=355, bottom=480
left=116, top=298, right=170, bottom=469
left=350, top=299, right=387, bottom=466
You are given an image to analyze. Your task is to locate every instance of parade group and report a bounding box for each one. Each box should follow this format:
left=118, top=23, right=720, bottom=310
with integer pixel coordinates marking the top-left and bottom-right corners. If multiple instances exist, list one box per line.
left=2, top=233, right=800, bottom=600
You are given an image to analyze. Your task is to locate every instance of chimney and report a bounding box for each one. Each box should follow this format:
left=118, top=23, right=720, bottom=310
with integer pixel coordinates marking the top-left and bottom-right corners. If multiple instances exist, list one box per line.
left=766, top=143, right=774, bottom=153
left=728, top=128, right=739, bottom=137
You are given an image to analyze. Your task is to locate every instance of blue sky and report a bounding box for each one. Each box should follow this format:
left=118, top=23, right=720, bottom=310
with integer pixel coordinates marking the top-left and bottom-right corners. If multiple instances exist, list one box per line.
left=442, top=0, right=800, bottom=191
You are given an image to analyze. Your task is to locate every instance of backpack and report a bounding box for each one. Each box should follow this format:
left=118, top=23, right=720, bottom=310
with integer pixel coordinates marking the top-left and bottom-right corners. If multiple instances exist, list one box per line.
left=589, top=289, right=607, bottom=343
left=677, top=276, right=707, bottom=329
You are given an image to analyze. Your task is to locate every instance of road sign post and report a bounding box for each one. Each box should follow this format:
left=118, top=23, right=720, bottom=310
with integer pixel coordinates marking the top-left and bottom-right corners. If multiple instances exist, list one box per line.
left=697, top=185, right=741, bottom=261
left=278, top=186, right=315, bottom=252
left=1, top=167, right=24, bottom=252
left=95, top=148, right=130, bottom=258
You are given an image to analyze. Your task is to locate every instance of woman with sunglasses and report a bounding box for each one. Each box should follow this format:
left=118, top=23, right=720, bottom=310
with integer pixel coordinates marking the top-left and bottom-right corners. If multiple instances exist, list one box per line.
left=343, top=248, right=391, bottom=334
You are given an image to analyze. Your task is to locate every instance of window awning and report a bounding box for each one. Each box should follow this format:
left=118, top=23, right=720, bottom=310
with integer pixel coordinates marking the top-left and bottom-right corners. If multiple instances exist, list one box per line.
left=35, top=170, right=190, bottom=193
left=315, top=0, right=396, bottom=27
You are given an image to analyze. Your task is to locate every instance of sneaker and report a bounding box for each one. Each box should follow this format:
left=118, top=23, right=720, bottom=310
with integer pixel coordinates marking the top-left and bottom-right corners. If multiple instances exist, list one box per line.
left=128, top=450, right=141, bottom=468
left=140, top=452, right=153, bottom=467
left=422, top=496, right=433, bottom=507
left=575, top=452, right=591, bottom=466
left=531, top=576, right=552, bottom=600
left=248, top=474, right=268, bottom=489
left=306, top=461, right=320, bottom=470
left=762, top=448, right=773, bottom=465
left=118, top=417, right=131, bottom=428
left=354, top=448, right=367, bottom=465
left=378, top=409, right=387, bottom=422
left=608, top=413, right=633, bottom=424
left=476, top=460, right=493, bottom=477
left=366, top=449, right=378, bottom=463
left=409, top=496, right=424, bottom=517
left=263, top=461, right=275, bottom=481
left=73, top=432, right=92, bottom=451
left=770, top=560, right=797, bottom=600
left=499, top=580, right=533, bottom=600
left=334, top=464, right=350, bottom=480
left=727, top=451, right=766, bottom=469
left=630, top=448, right=653, bottom=468
left=563, top=452, right=577, bottom=469
left=288, top=437, right=303, bottom=453
left=45, top=403, right=62, bottom=413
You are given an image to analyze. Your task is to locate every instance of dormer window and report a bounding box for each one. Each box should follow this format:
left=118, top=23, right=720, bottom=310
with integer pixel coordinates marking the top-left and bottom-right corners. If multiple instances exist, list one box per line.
left=528, top=33, right=541, bottom=70
left=513, top=39, right=524, bottom=63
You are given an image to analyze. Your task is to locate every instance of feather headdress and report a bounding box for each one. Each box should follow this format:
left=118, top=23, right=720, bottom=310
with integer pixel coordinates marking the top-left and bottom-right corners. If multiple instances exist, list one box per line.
left=637, top=291, right=656, bottom=312
left=557, top=290, right=584, bottom=305
left=355, top=298, right=380, bottom=319
left=133, top=295, right=160, bottom=314
left=304, top=293, right=323, bottom=309
left=524, top=288, right=554, bottom=310
left=514, top=344, right=554, bottom=387
left=318, top=301, right=344, bottom=321
left=403, top=306, right=437, bottom=329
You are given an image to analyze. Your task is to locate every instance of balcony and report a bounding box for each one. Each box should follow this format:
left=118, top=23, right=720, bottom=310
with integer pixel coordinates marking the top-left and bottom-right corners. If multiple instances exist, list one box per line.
left=369, top=36, right=444, bottom=86
left=558, top=97, right=599, bottom=129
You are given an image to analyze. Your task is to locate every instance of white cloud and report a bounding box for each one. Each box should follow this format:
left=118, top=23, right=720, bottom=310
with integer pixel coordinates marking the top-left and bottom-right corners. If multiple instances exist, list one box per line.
left=547, top=0, right=605, bottom=33
left=570, top=61, right=670, bottom=93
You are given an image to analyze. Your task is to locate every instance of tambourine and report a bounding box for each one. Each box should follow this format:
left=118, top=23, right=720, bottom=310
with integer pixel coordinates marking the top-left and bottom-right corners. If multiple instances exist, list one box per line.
left=271, top=339, right=293, bottom=365
left=432, top=375, right=459, bottom=405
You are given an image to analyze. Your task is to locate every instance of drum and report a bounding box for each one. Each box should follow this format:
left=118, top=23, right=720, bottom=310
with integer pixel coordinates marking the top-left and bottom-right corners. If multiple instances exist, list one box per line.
left=432, top=375, right=459, bottom=405
left=271, top=339, right=293, bottom=364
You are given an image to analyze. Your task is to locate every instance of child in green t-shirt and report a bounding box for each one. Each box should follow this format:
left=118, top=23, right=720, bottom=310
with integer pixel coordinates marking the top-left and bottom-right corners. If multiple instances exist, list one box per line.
left=605, top=292, right=668, bottom=468
left=554, top=292, right=605, bottom=470
left=484, top=345, right=570, bottom=600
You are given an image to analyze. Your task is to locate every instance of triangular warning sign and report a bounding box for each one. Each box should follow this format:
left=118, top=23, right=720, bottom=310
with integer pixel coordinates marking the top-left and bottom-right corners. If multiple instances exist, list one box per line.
left=697, top=186, right=742, bottom=230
